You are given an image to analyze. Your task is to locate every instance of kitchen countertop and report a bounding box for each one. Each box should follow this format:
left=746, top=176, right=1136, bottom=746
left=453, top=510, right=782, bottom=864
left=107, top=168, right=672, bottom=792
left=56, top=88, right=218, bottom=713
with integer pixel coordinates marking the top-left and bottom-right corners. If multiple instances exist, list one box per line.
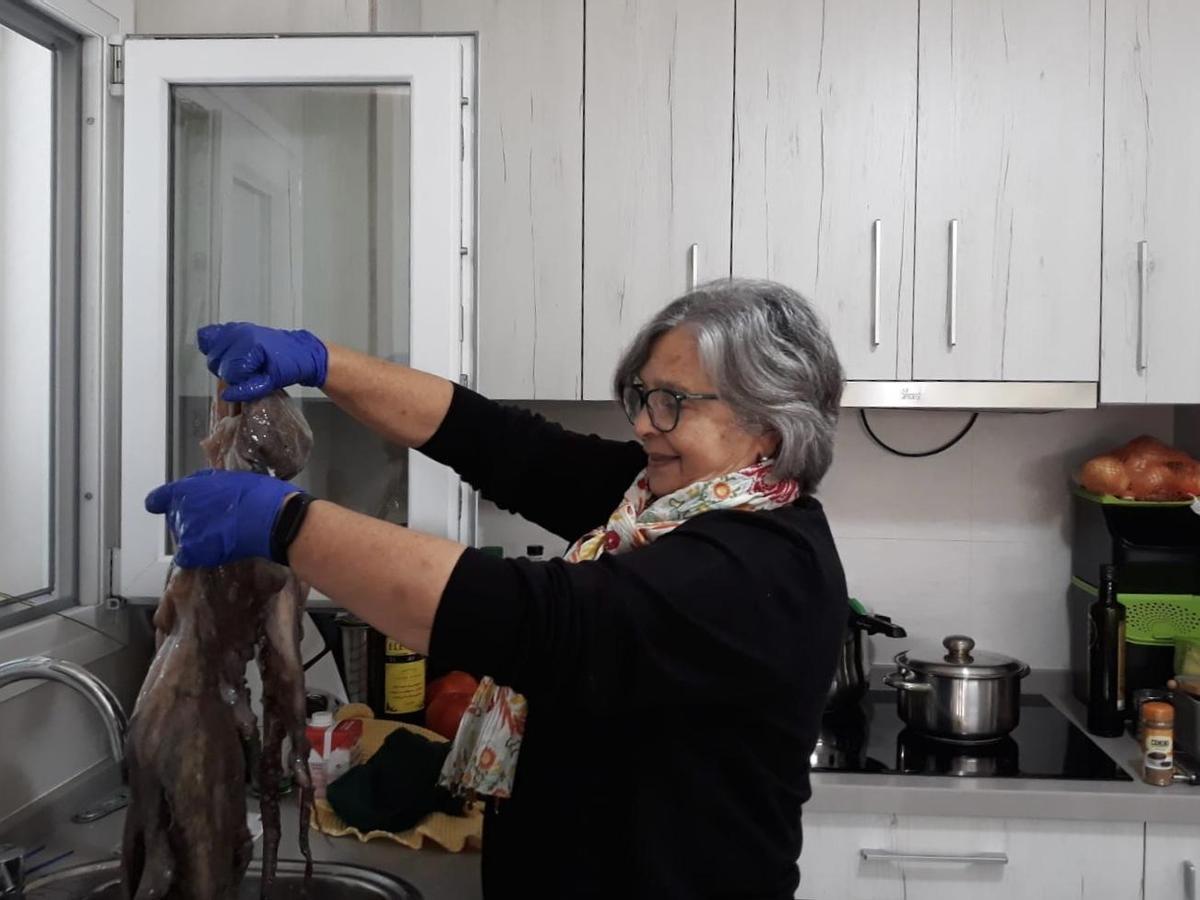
left=3, top=668, right=1194, bottom=896
left=808, top=668, right=1200, bottom=824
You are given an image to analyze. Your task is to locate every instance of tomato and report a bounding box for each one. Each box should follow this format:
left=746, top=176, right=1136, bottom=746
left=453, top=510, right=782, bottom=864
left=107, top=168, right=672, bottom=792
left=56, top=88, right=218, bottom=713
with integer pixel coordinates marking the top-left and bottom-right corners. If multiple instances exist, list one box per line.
left=425, top=691, right=473, bottom=740
left=426, top=670, right=478, bottom=707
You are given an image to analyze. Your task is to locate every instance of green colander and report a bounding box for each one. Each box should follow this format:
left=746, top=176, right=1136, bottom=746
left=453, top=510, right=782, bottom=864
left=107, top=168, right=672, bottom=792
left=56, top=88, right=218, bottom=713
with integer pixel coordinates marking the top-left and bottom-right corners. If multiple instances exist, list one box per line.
left=1073, top=576, right=1200, bottom=646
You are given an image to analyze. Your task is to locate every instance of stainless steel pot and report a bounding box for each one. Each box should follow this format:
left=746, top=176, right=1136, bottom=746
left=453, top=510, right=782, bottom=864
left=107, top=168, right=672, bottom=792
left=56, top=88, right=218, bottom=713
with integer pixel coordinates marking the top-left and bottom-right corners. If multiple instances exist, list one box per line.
left=828, top=607, right=907, bottom=709
left=882, top=635, right=1031, bottom=742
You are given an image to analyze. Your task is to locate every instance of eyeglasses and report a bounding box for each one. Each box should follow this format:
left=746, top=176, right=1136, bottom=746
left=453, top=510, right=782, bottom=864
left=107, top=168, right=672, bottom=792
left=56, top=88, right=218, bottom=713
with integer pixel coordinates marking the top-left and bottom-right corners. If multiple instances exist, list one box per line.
left=621, top=383, right=719, bottom=433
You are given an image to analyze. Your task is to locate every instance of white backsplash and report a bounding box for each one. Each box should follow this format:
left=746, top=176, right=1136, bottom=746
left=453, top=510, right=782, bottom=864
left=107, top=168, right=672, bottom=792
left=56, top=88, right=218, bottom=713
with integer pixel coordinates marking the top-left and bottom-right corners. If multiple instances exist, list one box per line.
left=476, top=401, right=1175, bottom=670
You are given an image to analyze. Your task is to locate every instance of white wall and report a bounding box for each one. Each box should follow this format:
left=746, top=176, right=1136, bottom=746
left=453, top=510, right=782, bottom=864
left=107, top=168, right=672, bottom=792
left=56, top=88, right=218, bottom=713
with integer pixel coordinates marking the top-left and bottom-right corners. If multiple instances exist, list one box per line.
left=476, top=401, right=1174, bottom=670
left=0, top=28, right=53, bottom=598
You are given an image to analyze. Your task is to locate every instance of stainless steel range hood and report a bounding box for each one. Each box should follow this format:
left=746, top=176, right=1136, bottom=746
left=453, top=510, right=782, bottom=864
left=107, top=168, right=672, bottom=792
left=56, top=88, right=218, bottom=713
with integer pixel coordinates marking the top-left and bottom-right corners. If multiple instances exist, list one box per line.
left=840, top=381, right=1097, bottom=411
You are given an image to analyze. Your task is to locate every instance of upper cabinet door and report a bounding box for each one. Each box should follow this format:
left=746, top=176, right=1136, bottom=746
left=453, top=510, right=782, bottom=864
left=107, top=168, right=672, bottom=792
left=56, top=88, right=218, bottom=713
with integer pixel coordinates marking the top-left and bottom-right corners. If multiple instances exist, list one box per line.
left=582, top=0, right=734, bottom=399
left=119, top=37, right=470, bottom=599
left=732, top=0, right=918, bottom=381
left=380, top=0, right=585, bottom=400
left=913, top=0, right=1103, bottom=381
left=1102, top=1, right=1200, bottom=403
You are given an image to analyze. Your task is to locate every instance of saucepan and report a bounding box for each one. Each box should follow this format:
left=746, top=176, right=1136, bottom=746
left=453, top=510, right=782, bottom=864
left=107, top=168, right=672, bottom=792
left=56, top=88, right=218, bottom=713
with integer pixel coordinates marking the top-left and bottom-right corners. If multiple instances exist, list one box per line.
left=883, top=634, right=1030, bottom=742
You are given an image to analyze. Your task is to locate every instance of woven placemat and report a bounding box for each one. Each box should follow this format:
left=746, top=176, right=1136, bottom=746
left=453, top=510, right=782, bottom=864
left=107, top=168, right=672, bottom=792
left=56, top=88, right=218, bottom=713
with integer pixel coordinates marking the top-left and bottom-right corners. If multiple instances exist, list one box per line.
left=309, top=703, right=483, bottom=852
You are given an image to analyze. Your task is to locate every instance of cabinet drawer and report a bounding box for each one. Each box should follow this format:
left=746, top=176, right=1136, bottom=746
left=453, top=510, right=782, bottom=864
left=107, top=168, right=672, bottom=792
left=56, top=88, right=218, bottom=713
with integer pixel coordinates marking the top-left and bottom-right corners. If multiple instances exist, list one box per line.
left=798, top=813, right=1143, bottom=900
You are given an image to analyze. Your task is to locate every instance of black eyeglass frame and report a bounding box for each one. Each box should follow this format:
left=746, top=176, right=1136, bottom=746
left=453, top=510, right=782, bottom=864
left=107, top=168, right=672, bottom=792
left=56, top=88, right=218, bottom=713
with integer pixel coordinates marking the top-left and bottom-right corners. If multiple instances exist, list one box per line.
left=620, top=383, right=720, bottom=433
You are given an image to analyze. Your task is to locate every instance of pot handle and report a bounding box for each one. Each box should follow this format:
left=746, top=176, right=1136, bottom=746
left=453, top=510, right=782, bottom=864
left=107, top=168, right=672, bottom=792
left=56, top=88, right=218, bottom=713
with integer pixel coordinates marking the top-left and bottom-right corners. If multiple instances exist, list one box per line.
left=882, top=670, right=932, bottom=693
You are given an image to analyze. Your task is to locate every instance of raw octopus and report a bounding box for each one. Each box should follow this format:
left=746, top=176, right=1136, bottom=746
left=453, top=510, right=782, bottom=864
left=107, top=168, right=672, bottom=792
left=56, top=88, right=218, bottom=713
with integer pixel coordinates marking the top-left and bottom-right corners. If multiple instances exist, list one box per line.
left=122, top=389, right=316, bottom=900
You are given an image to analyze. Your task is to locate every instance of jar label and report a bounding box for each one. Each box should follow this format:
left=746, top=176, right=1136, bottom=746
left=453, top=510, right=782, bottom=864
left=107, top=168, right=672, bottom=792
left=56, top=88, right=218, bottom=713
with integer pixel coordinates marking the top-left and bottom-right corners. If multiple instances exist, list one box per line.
left=384, top=660, right=425, bottom=714
left=386, top=639, right=416, bottom=656
left=1145, top=735, right=1173, bottom=755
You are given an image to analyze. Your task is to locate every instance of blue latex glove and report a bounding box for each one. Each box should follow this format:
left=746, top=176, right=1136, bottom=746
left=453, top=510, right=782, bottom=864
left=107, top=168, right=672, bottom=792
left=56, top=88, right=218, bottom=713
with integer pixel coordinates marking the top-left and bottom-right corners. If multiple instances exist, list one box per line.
left=145, top=469, right=299, bottom=568
left=197, top=322, right=329, bottom=403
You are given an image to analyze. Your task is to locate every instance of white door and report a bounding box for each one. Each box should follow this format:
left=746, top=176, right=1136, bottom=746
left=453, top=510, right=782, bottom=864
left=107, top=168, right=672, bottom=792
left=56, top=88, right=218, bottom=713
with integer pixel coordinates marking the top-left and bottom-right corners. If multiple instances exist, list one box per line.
left=732, top=0, right=918, bottom=381
left=118, top=37, right=472, bottom=600
left=1102, top=0, right=1200, bottom=403
left=381, top=0, right=585, bottom=401
left=1144, top=822, right=1200, bottom=900
left=912, top=0, right=1103, bottom=382
left=582, top=0, right=734, bottom=399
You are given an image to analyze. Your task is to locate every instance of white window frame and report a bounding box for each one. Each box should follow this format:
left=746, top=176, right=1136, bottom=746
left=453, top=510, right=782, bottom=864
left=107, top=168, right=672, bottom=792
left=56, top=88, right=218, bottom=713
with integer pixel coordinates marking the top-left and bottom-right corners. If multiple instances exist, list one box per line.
left=117, top=36, right=473, bottom=600
left=0, top=0, right=82, bottom=628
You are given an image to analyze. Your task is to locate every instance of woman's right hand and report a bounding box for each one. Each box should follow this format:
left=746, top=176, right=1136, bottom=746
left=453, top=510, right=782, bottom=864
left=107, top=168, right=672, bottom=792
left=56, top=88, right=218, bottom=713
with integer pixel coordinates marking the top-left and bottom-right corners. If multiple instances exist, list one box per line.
left=197, top=322, right=329, bottom=402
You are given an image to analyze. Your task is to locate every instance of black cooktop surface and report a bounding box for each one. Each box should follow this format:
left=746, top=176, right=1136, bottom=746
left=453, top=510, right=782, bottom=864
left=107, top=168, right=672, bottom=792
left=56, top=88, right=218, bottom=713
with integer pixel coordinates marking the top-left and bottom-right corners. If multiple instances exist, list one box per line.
left=811, top=691, right=1132, bottom=781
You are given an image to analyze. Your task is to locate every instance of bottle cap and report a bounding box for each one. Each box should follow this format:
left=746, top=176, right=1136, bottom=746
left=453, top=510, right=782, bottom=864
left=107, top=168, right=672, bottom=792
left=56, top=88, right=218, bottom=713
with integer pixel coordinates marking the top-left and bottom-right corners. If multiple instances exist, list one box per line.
left=309, top=711, right=334, bottom=727
left=1141, top=701, right=1175, bottom=723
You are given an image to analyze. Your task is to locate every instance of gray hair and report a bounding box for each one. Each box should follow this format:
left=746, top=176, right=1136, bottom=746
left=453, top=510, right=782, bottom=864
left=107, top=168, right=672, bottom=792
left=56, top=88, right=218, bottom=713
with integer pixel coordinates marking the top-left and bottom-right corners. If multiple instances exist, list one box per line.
left=612, top=278, right=844, bottom=492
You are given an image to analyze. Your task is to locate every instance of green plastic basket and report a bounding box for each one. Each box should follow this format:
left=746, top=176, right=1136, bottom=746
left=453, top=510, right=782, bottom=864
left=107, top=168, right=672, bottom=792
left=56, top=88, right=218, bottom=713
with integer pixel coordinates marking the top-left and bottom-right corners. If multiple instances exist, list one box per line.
left=1073, top=577, right=1200, bottom=645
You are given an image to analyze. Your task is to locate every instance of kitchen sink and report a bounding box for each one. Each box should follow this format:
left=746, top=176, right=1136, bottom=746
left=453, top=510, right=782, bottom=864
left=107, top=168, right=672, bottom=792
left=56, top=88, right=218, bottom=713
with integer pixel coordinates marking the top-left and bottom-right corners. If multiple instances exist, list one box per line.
left=23, top=858, right=422, bottom=899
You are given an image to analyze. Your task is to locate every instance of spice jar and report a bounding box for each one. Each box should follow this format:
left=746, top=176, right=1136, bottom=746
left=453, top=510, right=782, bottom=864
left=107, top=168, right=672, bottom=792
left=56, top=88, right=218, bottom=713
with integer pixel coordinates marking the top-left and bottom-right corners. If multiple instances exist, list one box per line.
left=1140, top=701, right=1175, bottom=787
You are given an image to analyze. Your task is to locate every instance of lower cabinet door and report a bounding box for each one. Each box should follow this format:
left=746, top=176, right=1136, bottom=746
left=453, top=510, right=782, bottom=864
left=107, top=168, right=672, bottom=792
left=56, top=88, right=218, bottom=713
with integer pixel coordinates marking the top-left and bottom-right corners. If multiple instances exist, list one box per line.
left=1144, top=823, right=1200, bottom=900
left=797, top=813, right=1144, bottom=900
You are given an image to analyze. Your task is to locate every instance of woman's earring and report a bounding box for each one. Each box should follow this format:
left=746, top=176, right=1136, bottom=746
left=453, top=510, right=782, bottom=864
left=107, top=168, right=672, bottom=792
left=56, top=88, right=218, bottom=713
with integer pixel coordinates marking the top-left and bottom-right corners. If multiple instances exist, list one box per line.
left=758, top=454, right=770, bottom=463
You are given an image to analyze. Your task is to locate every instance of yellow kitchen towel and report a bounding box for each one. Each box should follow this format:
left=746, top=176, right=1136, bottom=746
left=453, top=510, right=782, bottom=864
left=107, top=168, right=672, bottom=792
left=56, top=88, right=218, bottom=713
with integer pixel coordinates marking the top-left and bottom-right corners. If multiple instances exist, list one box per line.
left=309, top=704, right=483, bottom=852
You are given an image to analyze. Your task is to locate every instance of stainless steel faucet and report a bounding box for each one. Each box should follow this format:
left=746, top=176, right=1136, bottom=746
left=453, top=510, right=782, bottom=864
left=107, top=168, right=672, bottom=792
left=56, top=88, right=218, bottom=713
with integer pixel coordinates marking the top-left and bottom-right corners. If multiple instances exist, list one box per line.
left=0, top=657, right=129, bottom=764
left=0, top=658, right=131, bottom=897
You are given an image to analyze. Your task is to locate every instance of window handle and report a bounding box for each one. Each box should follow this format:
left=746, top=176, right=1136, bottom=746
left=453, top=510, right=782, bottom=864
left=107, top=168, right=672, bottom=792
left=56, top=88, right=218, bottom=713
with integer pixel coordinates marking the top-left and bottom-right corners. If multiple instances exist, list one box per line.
left=688, top=243, right=700, bottom=291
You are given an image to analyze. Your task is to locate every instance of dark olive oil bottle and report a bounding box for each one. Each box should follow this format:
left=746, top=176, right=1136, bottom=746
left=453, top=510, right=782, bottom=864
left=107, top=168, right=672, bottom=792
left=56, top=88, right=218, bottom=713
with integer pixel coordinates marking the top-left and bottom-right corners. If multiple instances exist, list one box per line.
left=1086, top=564, right=1127, bottom=737
left=367, top=628, right=426, bottom=726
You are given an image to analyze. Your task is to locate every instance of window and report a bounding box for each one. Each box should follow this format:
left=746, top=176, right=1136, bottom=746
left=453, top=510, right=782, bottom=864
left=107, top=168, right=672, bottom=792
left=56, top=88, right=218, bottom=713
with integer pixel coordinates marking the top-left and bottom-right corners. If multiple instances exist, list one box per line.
left=117, top=37, right=472, bottom=599
left=0, top=0, right=81, bottom=625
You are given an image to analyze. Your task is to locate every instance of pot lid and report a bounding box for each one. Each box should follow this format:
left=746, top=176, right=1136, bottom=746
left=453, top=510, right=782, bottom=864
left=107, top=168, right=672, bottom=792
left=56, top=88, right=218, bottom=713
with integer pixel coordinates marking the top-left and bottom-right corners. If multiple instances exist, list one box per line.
left=895, top=635, right=1030, bottom=680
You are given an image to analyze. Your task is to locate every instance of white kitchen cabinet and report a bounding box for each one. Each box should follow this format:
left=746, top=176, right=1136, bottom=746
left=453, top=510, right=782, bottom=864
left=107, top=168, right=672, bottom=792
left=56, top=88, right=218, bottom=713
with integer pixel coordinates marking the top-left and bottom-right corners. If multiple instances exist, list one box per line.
left=797, top=813, right=1143, bottom=900
left=912, top=0, right=1104, bottom=382
left=732, top=0, right=917, bottom=381
left=379, top=0, right=584, bottom=400
left=1144, top=822, right=1200, bottom=900
left=1101, top=0, right=1200, bottom=403
left=117, top=37, right=471, bottom=598
left=582, top=0, right=734, bottom=399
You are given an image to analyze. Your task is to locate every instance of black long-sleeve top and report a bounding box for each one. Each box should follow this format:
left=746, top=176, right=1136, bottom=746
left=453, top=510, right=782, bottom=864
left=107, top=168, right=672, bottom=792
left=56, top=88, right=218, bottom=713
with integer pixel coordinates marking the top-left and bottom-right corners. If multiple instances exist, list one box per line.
left=421, top=385, right=847, bottom=900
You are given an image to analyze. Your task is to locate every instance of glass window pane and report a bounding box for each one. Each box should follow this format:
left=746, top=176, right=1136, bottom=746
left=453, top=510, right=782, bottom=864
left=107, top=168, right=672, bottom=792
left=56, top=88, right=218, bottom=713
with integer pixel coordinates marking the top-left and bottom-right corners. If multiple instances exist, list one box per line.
left=0, top=25, right=53, bottom=601
left=170, top=85, right=412, bottom=525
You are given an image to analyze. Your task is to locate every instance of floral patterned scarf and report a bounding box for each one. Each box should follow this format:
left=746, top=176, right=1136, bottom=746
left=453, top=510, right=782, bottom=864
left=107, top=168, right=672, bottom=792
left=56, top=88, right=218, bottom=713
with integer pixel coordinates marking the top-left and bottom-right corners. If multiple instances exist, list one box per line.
left=437, top=459, right=801, bottom=800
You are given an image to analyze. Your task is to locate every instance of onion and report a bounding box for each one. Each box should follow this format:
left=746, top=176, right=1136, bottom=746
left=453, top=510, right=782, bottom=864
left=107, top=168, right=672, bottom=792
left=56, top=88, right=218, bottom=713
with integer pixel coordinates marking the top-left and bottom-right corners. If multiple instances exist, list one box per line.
left=1127, top=461, right=1179, bottom=500
left=1169, top=461, right=1200, bottom=498
left=1079, top=456, right=1131, bottom=496
left=1117, top=435, right=1191, bottom=464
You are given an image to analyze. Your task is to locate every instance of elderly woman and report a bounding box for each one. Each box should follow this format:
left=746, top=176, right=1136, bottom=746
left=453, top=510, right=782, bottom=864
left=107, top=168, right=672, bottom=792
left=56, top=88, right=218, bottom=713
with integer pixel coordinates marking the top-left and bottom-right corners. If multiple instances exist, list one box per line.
left=146, top=278, right=848, bottom=899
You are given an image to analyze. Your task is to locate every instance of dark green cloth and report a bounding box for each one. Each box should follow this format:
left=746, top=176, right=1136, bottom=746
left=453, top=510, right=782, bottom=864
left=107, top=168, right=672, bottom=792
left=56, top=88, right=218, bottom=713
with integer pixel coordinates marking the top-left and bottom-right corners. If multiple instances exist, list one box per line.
left=325, top=728, right=465, bottom=833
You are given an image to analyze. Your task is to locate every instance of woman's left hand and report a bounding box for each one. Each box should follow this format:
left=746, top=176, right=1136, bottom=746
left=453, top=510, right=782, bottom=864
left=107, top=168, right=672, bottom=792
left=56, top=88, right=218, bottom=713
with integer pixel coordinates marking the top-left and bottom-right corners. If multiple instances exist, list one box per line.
left=144, top=469, right=298, bottom=568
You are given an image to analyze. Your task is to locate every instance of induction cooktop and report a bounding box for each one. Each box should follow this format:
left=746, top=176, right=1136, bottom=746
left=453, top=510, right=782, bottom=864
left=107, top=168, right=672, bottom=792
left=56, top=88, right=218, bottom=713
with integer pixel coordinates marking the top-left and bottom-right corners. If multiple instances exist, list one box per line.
left=811, top=690, right=1133, bottom=781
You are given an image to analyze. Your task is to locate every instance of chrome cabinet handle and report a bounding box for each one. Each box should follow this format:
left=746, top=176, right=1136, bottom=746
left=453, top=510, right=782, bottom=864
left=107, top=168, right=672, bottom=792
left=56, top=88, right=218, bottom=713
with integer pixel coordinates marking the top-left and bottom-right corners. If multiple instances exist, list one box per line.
left=1184, top=860, right=1196, bottom=900
left=861, top=849, right=1008, bottom=865
left=688, top=243, right=700, bottom=291
left=1137, top=240, right=1149, bottom=372
left=948, top=219, right=959, bottom=348
left=872, top=219, right=882, bottom=347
